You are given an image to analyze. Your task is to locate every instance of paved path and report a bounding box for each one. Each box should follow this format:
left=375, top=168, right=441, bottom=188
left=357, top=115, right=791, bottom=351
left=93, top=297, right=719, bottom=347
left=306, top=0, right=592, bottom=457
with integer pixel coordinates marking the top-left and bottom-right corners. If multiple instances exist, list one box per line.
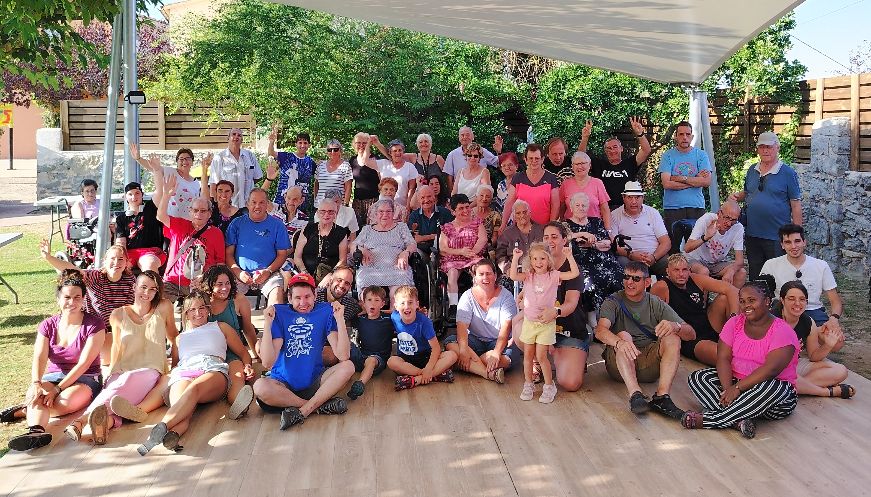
left=0, top=159, right=53, bottom=229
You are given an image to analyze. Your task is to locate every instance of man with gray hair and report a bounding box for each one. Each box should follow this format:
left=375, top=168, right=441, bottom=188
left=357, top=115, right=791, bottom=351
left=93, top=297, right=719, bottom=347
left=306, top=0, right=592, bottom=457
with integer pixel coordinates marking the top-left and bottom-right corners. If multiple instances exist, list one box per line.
left=443, top=126, right=503, bottom=192
left=209, top=127, right=262, bottom=207
left=494, top=199, right=544, bottom=274
left=682, top=199, right=747, bottom=287
left=407, top=184, right=453, bottom=254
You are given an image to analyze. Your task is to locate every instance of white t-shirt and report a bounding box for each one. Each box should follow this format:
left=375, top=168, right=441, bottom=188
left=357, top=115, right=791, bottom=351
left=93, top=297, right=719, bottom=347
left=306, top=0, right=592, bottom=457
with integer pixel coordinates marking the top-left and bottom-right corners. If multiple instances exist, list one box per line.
left=208, top=148, right=262, bottom=208
left=163, top=166, right=201, bottom=220
left=760, top=254, right=837, bottom=311
left=443, top=145, right=498, bottom=177
left=376, top=159, right=419, bottom=207
left=685, top=212, right=744, bottom=264
left=610, top=204, right=668, bottom=255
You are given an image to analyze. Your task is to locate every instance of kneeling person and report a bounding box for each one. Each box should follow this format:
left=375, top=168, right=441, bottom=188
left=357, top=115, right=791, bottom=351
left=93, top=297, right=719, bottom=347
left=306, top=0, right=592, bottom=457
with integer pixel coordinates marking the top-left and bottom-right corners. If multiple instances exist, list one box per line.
left=347, top=286, right=395, bottom=400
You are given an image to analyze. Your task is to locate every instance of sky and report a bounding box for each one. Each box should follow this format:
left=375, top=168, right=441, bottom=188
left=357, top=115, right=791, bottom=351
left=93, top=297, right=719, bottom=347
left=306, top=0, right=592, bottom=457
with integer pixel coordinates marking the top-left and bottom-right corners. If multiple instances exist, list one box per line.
left=150, top=0, right=870, bottom=79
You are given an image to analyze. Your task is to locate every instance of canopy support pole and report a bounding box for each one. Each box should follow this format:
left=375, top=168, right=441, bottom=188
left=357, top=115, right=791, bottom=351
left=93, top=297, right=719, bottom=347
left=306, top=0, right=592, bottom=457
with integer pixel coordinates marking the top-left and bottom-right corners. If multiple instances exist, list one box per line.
left=689, top=89, right=720, bottom=211
left=122, top=0, right=140, bottom=185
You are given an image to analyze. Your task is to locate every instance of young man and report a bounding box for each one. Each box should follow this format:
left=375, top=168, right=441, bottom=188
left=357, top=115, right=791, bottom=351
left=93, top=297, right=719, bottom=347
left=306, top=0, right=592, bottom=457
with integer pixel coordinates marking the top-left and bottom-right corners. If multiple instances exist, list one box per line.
left=265, top=130, right=317, bottom=214
left=253, top=273, right=355, bottom=430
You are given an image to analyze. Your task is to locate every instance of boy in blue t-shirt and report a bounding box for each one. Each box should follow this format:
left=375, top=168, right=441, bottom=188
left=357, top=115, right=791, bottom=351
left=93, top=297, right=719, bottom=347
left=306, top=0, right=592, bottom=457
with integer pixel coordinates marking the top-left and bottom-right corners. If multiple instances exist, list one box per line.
left=386, top=286, right=458, bottom=390
left=253, top=273, right=355, bottom=430
left=346, top=286, right=395, bottom=400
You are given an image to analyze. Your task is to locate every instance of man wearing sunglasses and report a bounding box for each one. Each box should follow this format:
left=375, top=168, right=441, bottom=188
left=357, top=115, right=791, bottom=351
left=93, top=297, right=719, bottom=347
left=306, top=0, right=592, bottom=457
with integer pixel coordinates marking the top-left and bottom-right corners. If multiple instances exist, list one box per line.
left=728, top=132, right=802, bottom=280
left=682, top=199, right=747, bottom=287
left=595, top=261, right=694, bottom=418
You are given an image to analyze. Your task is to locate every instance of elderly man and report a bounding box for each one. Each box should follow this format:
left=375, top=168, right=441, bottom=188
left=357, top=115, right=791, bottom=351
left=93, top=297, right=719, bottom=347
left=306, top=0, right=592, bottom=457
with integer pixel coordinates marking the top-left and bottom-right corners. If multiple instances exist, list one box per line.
left=659, top=121, right=711, bottom=252
left=543, top=137, right=572, bottom=183
left=611, top=181, right=671, bottom=276
left=407, top=185, right=454, bottom=254
left=494, top=200, right=544, bottom=274
left=579, top=117, right=651, bottom=210
left=208, top=128, right=262, bottom=208
left=729, top=131, right=802, bottom=280
left=226, top=188, right=291, bottom=308
left=682, top=199, right=746, bottom=287
left=595, top=261, right=694, bottom=418
left=443, top=126, right=503, bottom=192
left=264, top=129, right=316, bottom=214
left=761, top=224, right=843, bottom=330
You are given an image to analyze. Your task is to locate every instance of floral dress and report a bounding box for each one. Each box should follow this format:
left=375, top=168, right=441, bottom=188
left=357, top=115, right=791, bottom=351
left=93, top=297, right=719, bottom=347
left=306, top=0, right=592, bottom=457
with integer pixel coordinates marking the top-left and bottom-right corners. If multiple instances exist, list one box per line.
left=475, top=208, right=502, bottom=253
left=440, top=218, right=484, bottom=271
left=564, top=217, right=623, bottom=312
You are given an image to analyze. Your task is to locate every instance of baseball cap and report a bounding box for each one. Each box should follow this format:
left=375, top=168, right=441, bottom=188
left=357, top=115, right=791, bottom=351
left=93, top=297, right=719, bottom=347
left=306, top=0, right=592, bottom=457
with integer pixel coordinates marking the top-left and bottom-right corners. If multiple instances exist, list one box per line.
left=288, top=273, right=316, bottom=289
left=756, top=132, right=779, bottom=147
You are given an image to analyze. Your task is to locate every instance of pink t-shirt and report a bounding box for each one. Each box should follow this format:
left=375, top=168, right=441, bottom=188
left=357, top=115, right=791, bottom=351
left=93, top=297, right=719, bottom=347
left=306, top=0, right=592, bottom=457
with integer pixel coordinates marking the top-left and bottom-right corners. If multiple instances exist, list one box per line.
left=719, top=315, right=800, bottom=386
left=560, top=177, right=610, bottom=219
left=522, top=270, right=561, bottom=321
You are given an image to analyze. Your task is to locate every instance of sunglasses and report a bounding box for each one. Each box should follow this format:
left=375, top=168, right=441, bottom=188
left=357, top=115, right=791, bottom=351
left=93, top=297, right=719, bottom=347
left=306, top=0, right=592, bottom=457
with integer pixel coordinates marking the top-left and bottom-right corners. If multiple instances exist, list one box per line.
left=795, top=270, right=802, bottom=278
left=465, top=154, right=482, bottom=159
left=327, top=148, right=341, bottom=153
left=622, top=274, right=645, bottom=282
left=758, top=175, right=766, bottom=192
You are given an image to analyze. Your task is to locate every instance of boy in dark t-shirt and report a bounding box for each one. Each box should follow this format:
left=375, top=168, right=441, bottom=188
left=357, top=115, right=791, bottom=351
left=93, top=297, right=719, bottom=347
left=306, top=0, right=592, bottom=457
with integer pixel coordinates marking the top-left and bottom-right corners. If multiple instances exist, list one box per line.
left=347, top=286, right=395, bottom=400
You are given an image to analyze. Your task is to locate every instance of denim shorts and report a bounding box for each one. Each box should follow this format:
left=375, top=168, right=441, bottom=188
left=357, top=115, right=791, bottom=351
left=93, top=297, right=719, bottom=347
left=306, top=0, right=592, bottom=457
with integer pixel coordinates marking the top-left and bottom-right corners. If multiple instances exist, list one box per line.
left=42, top=371, right=102, bottom=399
left=444, top=334, right=515, bottom=368
left=350, top=344, right=388, bottom=376
left=168, top=354, right=230, bottom=392
left=554, top=333, right=592, bottom=352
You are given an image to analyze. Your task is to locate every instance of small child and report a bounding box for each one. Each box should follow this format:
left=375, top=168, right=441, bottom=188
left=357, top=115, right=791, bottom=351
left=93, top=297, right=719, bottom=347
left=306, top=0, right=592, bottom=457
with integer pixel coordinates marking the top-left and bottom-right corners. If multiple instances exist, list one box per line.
left=510, top=242, right=579, bottom=403
left=368, top=177, right=407, bottom=224
left=347, top=286, right=395, bottom=400
left=387, top=286, right=458, bottom=390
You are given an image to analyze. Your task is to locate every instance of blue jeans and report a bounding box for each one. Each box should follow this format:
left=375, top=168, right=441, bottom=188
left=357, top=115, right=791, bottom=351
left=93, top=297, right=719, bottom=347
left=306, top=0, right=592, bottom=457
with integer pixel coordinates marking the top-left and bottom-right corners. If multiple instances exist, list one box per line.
left=804, top=307, right=829, bottom=326
left=554, top=333, right=592, bottom=352
left=42, top=371, right=102, bottom=399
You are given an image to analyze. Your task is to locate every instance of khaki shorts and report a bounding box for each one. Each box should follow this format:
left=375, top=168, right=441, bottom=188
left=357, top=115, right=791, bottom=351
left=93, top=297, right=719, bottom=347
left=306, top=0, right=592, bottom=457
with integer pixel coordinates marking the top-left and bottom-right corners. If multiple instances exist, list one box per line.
left=603, top=340, right=662, bottom=383
left=237, top=271, right=284, bottom=300
left=687, top=257, right=734, bottom=277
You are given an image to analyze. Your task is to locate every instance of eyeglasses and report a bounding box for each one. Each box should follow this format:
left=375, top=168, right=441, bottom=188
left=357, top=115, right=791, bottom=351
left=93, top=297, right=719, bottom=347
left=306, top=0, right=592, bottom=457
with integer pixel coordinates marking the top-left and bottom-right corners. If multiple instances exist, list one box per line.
left=327, top=148, right=341, bottom=153
left=191, top=208, right=210, bottom=214
left=318, top=209, right=337, bottom=215
left=622, top=274, right=645, bottom=282
left=465, top=154, right=481, bottom=159
left=795, top=270, right=803, bottom=278
left=718, top=211, right=738, bottom=223
left=758, top=175, right=766, bottom=192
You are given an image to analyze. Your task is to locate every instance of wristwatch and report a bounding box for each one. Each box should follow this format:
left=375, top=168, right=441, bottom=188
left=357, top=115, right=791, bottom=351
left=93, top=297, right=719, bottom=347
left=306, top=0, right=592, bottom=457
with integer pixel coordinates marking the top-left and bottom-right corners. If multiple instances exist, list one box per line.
left=556, top=307, right=562, bottom=317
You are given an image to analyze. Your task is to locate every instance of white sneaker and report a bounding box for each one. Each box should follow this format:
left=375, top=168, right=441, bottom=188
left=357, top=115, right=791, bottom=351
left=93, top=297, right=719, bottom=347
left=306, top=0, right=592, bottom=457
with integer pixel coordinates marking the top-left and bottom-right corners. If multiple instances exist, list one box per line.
left=539, top=384, right=557, bottom=404
left=520, top=382, right=535, bottom=401
left=228, top=385, right=254, bottom=420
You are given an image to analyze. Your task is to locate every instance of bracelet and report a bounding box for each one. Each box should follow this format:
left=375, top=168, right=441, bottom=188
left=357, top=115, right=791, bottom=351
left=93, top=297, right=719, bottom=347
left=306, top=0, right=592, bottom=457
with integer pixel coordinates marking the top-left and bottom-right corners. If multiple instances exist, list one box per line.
left=266, top=176, right=277, bottom=181
left=614, top=339, right=622, bottom=350
left=55, top=384, right=63, bottom=393
left=831, top=313, right=841, bottom=320
left=636, top=132, right=645, bottom=138
left=733, top=382, right=742, bottom=393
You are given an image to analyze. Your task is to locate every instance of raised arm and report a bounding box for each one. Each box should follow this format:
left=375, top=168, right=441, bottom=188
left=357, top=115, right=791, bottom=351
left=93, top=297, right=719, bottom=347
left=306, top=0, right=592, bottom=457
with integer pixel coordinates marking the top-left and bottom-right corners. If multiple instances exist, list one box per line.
left=156, top=173, right=176, bottom=226
left=39, top=238, right=80, bottom=273
left=577, top=120, right=592, bottom=152
left=509, top=247, right=526, bottom=282
left=630, top=116, right=652, bottom=165
left=200, top=152, right=213, bottom=200
left=325, top=301, right=350, bottom=361
left=258, top=305, right=282, bottom=369
left=558, top=247, right=580, bottom=280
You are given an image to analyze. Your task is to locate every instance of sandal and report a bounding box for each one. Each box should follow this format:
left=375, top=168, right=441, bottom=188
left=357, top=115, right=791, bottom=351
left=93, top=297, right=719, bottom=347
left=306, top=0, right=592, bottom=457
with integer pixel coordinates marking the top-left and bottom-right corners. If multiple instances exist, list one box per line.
left=0, top=404, right=25, bottom=423
left=88, top=404, right=110, bottom=445
left=64, top=420, right=84, bottom=442
left=487, top=368, right=506, bottom=384
left=681, top=411, right=703, bottom=429
left=828, top=384, right=855, bottom=399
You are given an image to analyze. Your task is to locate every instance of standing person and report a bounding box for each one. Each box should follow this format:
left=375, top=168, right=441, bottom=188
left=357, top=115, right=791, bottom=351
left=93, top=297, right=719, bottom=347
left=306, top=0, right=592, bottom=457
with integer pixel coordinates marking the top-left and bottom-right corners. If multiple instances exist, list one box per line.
left=659, top=121, right=712, bottom=252
left=70, top=179, right=100, bottom=219
left=4, top=271, right=105, bottom=451
left=115, top=180, right=167, bottom=273
left=559, top=151, right=612, bottom=233
left=510, top=243, right=580, bottom=404
left=500, top=144, right=560, bottom=227
left=611, top=181, right=671, bottom=275
left=364, top=138, right=419, bottom=208
left=728, top=131, right=802, bottom=280
left=682, top=282, right=799, bottom=439
left=683, top=200, right=747, bottom=287
left=264, top=129, right=316, bottom=214
left=349, top=132, right=381, bottom=230
left=346, top=286, right=395, bottom=400
left=543, top=136, right=573, bottom=183
left=135, top=143, right=201, bottom=221
left=439, top=194, right=488, bottom=312
left=313, top=139, right=353, bottom=208
left=451, top=142, right=491, bottom=198
left=580, top=117, right=652, bottom=210
left=494, top=152, right=519, bottom=213
left=410, top=133, right=445, bottom=179
left=442, top=126, right=502, bottom=192
left=208, top=128, right=262, bottom=208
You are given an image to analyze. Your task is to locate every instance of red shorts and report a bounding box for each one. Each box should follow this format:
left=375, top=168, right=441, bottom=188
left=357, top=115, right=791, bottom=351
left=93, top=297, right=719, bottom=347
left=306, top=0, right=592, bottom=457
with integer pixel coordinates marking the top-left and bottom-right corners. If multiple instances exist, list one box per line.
left=127, top=247, right=167, bottom=268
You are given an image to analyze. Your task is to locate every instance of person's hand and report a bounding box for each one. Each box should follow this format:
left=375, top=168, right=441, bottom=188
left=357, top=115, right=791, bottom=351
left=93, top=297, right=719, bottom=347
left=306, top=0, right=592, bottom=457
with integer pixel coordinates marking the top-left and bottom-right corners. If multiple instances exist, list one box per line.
left=130, top=142, right=141, bottom=161
left=824, top=316, right=843, bottom=337
left=493, top=135, right=504, bottom=154
left=537, top=307, right=558, bottom=324
left=727, top=192, right=740, bottom=203
left=25, top=382, right=45, bottom=407
left=636, top=252, right=655, bottom=266
left=512, top=247, right=523, bottom=258
left=595, top=239, right=612, bottom=251
left=201, top=152, right=213, bottom=172
left=457, top=345, right=473, bottom=371
left=615, top=337, right=640, bottom=361
left=698, top=170, right=711, bottom=178
left=562, top=246, right=573, bottom=258
left=331, top=300, right=345, bottom=318
left=361, top=247, right=374, bottom=265
left=263, top=305, right=276, bottom=321
left=820, top=324, right=844, bottom=348
left=370, top=135, right=380, bottom=145
left=704, top=219, right=718, bottom=240
left=268, top=123, right=278, bottom=143
left=243, top=363, right=255, bottom=381
left=396, top=251, right=410, bottom=270
left=39, top=238, right=51, bottom=259
left=43, top=383, right=60, bottom=408
left=483, top=350, right=501, bottom=372
left=419, top=367, right=434, bottom=384
left=238, top=271, right=253, bottom=285
left=253, top=270, right=271, bottom=286
left=655, top=320, right=679, bottom=338
left=719, top=384, right=741, bottom=407
left=267, top=156, right=278, bottom=180
left=629, top=116, right=644, bottom=136
left=164, top=172, right=177, bottom=197
left=581, top=120, right=592, bottom=140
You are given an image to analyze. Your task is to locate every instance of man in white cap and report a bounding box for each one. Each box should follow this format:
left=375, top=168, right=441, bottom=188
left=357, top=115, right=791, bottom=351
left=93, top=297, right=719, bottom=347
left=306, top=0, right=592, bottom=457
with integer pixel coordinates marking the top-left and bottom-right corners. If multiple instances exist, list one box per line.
left=728, top=131, right=802, bottom=280
left=611, top=181, right=671, bottom=276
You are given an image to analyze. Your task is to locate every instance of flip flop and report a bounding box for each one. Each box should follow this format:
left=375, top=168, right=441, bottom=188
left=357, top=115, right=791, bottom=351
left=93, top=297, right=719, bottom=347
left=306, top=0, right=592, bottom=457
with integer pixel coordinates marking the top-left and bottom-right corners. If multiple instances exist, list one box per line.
left=88, top=404, right=109, bottom=445
left=828, top=384, right=855, bottom=399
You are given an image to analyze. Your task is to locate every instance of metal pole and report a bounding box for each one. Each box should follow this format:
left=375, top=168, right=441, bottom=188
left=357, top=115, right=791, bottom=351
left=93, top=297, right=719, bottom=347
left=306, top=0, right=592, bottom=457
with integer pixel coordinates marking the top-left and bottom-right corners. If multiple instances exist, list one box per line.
left=95, top=13, right=124, bottom=267
left=122, top=0, right=140, bottom=184
left=689, top=89, right=720, bottom=212
left=8, top=127, right=12, bottom=170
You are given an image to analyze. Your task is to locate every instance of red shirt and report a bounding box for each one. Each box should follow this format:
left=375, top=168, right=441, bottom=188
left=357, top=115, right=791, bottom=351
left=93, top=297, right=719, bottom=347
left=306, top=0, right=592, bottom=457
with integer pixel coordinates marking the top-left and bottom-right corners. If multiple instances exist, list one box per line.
left=164, top=217, right=225, bottom=287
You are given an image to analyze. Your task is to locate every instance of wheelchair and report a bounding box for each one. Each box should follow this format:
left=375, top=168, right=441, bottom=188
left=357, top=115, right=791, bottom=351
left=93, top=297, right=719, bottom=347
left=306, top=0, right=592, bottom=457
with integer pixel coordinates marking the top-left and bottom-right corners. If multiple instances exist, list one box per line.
left=55, top=217, right=100, bottom=269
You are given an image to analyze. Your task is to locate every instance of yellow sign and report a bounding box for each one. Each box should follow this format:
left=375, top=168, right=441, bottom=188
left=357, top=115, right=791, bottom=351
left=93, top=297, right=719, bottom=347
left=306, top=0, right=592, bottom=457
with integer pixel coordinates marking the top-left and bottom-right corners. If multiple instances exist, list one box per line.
left=0, top=104, right=12, bottom=127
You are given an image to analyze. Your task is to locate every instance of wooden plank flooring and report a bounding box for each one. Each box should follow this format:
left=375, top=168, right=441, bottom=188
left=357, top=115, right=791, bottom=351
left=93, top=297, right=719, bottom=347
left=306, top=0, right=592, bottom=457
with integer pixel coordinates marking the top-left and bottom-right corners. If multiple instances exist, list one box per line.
left=2, top=344, right=870, bottom=497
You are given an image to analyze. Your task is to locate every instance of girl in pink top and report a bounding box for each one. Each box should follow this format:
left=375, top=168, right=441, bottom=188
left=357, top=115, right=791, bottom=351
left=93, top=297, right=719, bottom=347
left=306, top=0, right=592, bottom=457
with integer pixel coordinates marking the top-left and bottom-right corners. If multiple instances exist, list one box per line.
left=682, top=281, right=799, bottom=439
left=510, top=242, right=579, bottom=404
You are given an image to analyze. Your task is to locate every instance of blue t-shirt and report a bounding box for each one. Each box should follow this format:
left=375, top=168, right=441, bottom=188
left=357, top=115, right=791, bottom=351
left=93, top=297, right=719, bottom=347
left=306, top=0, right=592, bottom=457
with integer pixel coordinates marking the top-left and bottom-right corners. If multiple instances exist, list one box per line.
left=659, top=147, right=711, bottom=210
left=407, top=207, right=454, bottom=237
left=391, top=311, right=435, bottom=356
left=357, top=312, right=395, bottom=358
left=743, top=161, right=801, bottom=240
left=225, top=214, right=291, bottom=272
left=275, top=151, right=315, bottom=211
left=269, top=302, right=336, bottom=390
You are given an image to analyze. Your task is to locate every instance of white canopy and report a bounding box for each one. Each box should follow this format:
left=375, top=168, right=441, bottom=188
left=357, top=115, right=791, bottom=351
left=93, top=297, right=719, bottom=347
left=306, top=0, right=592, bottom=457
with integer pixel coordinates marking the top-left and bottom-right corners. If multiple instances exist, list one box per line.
left=272, top=0, right=803, bottom=84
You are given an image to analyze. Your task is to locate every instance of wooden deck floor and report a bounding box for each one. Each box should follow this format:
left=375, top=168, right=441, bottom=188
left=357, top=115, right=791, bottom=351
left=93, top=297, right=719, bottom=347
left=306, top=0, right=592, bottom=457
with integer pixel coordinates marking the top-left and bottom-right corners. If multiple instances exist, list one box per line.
left=1, top=345, right=869, bottom=497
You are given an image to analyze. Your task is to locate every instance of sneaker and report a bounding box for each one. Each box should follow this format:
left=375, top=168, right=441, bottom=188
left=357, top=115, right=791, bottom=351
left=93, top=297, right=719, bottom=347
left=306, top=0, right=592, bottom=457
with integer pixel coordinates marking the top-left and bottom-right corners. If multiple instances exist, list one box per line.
left=648, top=393, right=685, bottom=420
left=8, top=427, right=52, bottom=451
left=315, top=397, right=348, bottom=415
left=88, top=404, right=110, bottom=445
left=279, top=407, right=305, bottom=430
left=433, top=370, right=455, bottom=383
left=539, top=384, right=557, bottom=404
left=734, top=418, right=756, bottom=439
left=110, top=395, right=147, bottom=423
left=629, top=391, right=650, bottom=414
left=162, top=430, right=183, bottom=452
left=347, top=380, right=365, bottom=400
left=228, top=385, right=254, bottom=420
left=137, top=422, right=168, bottom=456
left=394, top=375, right=416, bottom=391
left=488, top=368, right=505, bottom=384
left=0, top=404, right=25, bottom=423
left=520, top=382, right=535, bottom=401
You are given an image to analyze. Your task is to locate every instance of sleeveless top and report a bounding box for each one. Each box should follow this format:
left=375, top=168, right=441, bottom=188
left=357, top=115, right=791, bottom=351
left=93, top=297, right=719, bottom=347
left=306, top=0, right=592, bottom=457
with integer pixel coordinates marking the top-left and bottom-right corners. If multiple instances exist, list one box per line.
left=111, top=308, right=168, bottom=375
left=456, top=167, right=485, bottom=198
left=662, top=277, right=716, bottom=338
left=351, top=156, right=380, bottom=201
left=178, top=322, right=226, bottom=362
left=414, top=154, right=443, bottom=179
left=209, top=298, right=242, bottom=335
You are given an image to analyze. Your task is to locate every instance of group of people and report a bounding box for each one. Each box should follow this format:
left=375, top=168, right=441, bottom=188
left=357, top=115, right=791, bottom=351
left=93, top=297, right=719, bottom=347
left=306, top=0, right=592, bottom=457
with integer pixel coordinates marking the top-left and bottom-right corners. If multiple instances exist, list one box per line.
left=1, top=119, right=856, bottom=453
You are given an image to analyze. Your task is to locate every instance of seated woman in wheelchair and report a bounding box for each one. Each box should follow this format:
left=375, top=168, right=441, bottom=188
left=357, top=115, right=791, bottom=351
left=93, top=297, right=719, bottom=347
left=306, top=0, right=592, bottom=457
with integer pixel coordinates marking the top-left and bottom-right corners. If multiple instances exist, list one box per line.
left=439, top=194, right=487, bottom=314
left=70, top=179, right=100, bottom=220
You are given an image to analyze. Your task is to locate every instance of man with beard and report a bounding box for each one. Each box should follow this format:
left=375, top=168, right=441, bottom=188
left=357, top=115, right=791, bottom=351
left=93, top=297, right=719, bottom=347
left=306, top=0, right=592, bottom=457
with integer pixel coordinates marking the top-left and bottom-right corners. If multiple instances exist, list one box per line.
left=316, top=264, right=362, bottom=365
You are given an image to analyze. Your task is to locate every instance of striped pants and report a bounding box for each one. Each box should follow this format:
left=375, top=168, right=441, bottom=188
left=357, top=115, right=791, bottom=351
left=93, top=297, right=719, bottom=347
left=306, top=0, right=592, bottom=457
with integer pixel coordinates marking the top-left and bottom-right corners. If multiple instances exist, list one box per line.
left=687, top=367, right=797, bottom=429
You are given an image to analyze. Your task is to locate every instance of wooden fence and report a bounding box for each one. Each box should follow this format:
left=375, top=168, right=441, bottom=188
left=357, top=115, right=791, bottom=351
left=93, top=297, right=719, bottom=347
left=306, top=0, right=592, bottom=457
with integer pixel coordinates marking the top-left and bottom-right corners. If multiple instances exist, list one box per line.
left=60, top=100, right=255, bottom=151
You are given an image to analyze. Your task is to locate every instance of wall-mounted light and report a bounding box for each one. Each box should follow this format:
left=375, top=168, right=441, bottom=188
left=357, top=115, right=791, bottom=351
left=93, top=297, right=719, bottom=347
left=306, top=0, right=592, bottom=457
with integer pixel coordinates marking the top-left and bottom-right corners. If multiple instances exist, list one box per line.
left=125, top=90, right=146, bottom=105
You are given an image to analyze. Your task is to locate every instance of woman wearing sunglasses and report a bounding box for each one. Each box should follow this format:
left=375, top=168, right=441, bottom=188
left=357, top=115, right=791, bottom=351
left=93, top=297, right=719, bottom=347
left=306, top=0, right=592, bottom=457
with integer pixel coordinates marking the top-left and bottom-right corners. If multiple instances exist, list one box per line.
left=451, top=142, right=491, bottom=199
left=313, top=139, right=353, bottom=208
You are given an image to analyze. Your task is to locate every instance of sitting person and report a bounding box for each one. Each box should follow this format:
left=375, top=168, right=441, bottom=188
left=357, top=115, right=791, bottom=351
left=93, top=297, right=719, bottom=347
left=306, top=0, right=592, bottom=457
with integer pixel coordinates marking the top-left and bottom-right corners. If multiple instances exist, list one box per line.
left=346, top=286, right=396, bottom=400
left=774, top=281, right=854, bottom=399
left=70, top=179, right=100, bottom=220
left=683, top=281, right=800, bottom=439
left=115, top=180, right=167, bottom=273
left=367, top=177, right=408, bottom=224
left=610, top=181, right=671, bottom=276
left=207, top=173, right=247, bottom=233
left=472, top=184, right=501, bottom=255
left=389, top=286, right=458, bottom=390
left=316, top=264, right=362, bottom=366
left=315, top=189, right=359, bottom=241
left=428, top=173, right=450, bottom=209
left=683, top=199, right=747, bottom=287
left=64, top=270, right=177, bottom=445
left=137, top=290, right=253, bottom=455
left=595, top=261, right=693, bottom=418
left=445, top=259, right=517, bottom=383
left=494, top=200, right=544, bottom=276
left=4, top=271, right=105, bottom=451
left=407, top=185, right=453, bottom=255
left=269, top=185, right=309, bottom=243
left=651, top=254, right=739, bottom=366
left=354, top=199, right=416, bottom=299
left=439, top=194, right=487, bottom=312
left=293, top=196, right=350, bottom=283
left=253, top=274, right=354, bottom=430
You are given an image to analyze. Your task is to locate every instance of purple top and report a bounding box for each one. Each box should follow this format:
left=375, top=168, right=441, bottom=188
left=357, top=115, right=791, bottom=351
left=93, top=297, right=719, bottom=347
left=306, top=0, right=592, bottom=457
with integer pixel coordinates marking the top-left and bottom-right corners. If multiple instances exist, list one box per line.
left=38, top=313, right=104, bottom=376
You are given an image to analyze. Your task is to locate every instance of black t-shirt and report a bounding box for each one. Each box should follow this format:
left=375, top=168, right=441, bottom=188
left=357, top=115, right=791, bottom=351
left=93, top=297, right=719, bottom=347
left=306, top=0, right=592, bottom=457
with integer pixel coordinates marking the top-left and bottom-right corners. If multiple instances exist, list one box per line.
left=543, top=157, right=573, bottom=184
left=209, top=201, right=247, bottom=233
left=351, top=156, right=380, bottom=201
left=555, top=259, right=586, bottom=339
left=301, top=222, right=350, bottom=273
left=590, top=155, right=640, bottom=210
left=115, top=200, right=164, bottom=250
left=772, top=308, right=812, bottom=347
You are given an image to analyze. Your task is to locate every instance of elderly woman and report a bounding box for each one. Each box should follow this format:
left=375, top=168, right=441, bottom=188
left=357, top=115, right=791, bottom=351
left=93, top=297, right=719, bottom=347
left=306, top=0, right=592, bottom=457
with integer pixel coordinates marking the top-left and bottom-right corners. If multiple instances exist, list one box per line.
left=683, top=281, right=800, bottom=439
left=452, top=142, right=491, bottom=198
left=774, top=281, right=854, bottom=399
left=411, top=133, right=445, bottom=178
left=494, top=200, right=544, bottom=275
left=315, top=189, right=359, bottom=241
left=564, top=192, right=623, bottom=315
left=440, top=194, right=488, bottom=310
left=4, top=270, right=105, bottom=451
left=62, top=270, right=176, bottom=446
left=137, top=289, right=252, bottom=455
left=559, top=151, right=612, bottom=233
left=444, top=259, right=517, bottom=383
left=314, top=139, right=353, bottom=208
left=495, top=152, right=519, bottom=212
left=501, top=144, right=560, bottom=227
left=354, top=199, right=416, bottom=298
left=473, top=184, right=501, bottom=255
left=293, top=196, right=350, bottom=283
